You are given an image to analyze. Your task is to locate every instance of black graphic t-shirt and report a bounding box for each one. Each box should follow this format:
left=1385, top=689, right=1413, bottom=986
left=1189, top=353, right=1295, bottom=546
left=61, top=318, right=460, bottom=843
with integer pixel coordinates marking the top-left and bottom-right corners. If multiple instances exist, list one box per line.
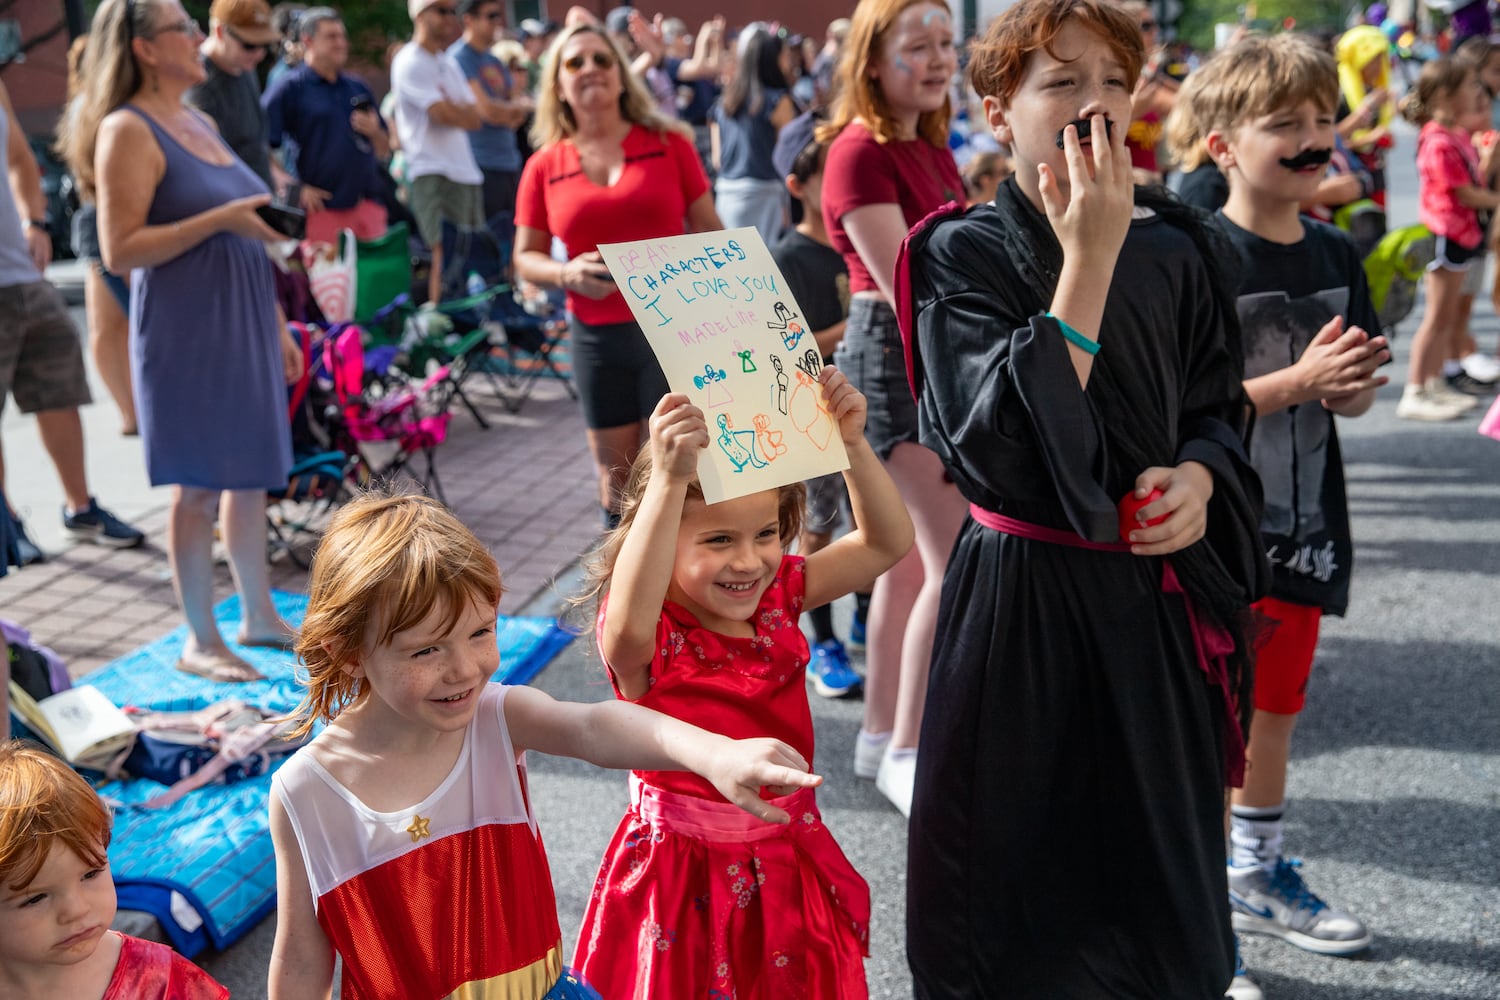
left=1218, top=214, right=1379, bottom=615
left=770, top=230, right=850, bottom=361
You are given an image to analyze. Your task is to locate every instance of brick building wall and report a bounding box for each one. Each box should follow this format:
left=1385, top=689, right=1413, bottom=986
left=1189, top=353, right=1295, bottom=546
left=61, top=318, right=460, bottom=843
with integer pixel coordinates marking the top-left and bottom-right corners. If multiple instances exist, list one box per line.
left=559, top=1, right=858, bottom=43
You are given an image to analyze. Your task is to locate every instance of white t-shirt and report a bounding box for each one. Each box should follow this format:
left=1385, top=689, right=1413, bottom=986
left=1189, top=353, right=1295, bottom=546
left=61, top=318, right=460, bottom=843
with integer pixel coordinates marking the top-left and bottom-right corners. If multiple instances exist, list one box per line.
left=390, top=42, right=482, bottom=185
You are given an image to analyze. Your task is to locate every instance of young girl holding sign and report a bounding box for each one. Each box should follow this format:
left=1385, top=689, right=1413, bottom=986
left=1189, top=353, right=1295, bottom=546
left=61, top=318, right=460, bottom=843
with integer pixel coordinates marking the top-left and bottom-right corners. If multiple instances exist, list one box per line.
left=898, top=0, right=1268, bottom=995
left=572, top=370, right=913, bottom=999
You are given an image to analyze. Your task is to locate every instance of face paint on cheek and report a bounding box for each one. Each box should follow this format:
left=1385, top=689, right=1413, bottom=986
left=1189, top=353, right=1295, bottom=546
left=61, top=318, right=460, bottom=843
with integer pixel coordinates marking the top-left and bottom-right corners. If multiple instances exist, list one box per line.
left=1278, top=147, right=1333, bottom=171
left=1055, top=117, right=1113, bottom=149
left=892, top=54, right=913, bottom=74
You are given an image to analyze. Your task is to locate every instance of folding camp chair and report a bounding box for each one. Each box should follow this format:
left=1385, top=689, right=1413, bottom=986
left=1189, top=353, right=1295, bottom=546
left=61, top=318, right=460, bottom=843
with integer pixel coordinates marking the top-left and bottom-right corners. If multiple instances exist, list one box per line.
left=322, top=325, right=456, bottom=504
left=438, top=218, right=575, bottom=413
left=482, top=290, right=575, bottom=414
left=266, top=322, right=358, bottom=566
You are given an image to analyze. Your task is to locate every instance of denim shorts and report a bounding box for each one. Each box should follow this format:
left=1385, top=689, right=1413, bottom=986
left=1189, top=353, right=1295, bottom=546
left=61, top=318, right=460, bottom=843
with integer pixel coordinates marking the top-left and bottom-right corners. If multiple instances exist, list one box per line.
left=804, top=469, right=848, bottom=535
left=832, top=297, right=917, bottom=459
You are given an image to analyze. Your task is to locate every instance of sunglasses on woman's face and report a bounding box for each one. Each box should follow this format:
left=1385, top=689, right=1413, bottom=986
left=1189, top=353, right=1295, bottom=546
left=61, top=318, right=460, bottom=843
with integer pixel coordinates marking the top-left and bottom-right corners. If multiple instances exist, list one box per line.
left=562, top=50, right=615, bottom=73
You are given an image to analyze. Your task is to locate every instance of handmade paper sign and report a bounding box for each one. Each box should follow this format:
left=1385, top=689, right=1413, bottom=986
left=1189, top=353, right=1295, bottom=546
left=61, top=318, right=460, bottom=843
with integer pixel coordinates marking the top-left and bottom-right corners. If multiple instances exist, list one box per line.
left=598, top=227, right=850, bottom=504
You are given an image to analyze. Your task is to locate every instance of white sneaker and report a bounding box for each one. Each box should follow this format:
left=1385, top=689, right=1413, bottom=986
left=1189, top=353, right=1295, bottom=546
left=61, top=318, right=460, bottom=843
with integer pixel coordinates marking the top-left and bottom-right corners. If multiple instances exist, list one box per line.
left=1226, top=970, right=1265, bottom=1000
left=853, top=729, right=891, bottom=779
left=1396, top=385, right=1468, bottom=422
left=1225, top=933, right=1264, bottom=999
left=1461, top=351, right=1500, bottom=383
left=1425, top=376, right=1478, bottom=412
left=875, top=747, right=916, bottom=817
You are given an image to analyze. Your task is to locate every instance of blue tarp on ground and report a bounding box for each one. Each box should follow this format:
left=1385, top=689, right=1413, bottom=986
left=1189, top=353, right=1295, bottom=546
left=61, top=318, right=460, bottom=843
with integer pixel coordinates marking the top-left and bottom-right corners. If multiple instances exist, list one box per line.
left=73, top=590, right=575, bottom=956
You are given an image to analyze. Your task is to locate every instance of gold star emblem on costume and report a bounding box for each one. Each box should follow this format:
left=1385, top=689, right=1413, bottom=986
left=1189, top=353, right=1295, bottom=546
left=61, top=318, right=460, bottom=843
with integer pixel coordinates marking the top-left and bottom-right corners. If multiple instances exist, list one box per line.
left=405, top=815, right=431, bottom=842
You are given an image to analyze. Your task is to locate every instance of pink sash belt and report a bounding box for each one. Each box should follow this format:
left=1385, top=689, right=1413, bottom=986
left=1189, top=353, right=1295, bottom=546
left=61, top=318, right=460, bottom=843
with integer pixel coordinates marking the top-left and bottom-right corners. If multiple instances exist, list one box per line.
left=630, top=773, right=812, bottom=843
left=968, top=503, right=1246, bottom=785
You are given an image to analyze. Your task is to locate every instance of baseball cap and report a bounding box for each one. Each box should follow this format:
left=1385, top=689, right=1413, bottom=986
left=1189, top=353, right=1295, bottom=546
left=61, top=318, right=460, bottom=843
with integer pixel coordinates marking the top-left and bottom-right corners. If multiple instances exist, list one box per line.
left=209, top=0, right=280, bottom=45
left=772, top=109, right=822, bottom=180
left=407, top=0, right=445, bottom=20
left=519, top=18, right=558, bottom=39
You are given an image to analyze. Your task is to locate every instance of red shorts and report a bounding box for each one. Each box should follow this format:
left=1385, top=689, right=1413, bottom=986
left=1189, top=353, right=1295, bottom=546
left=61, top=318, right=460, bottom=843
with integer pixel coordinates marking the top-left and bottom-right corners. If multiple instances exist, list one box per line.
left=1251, top=596, right=1322, bottom=715
left=304, top=199, right=388, bottom=247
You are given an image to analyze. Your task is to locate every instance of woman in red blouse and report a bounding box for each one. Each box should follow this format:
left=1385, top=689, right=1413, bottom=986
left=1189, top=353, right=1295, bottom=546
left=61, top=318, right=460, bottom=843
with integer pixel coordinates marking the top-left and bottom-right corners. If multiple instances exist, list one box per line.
left=514, top=24, right=722, bottom=526
left=816, top=0, right=967, bottom=817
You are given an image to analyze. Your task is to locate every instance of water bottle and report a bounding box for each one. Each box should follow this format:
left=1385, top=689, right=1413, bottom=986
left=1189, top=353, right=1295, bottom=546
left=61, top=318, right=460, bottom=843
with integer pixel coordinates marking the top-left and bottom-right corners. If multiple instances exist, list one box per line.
left=466, top=271, right=484, bottom=297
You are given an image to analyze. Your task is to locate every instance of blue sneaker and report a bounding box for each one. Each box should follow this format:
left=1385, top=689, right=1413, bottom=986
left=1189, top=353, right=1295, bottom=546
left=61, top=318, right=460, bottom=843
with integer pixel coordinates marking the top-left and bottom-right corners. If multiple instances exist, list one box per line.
left=62, top=498, right=145, bottom=549
left=7, top=512, right=45, bottom=566
left=1230, top=857, right=1372, bottom=956
left=847, top=608, right=867, bottom=651
left=808, top=638, right=862, bottom=698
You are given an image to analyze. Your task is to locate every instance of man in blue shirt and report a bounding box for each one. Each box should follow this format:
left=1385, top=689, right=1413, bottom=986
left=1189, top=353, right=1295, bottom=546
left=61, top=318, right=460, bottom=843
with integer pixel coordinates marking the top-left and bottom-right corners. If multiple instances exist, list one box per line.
left=262, top=7, right=391, bottom=246
left=448, top=0, right=531, bottom=241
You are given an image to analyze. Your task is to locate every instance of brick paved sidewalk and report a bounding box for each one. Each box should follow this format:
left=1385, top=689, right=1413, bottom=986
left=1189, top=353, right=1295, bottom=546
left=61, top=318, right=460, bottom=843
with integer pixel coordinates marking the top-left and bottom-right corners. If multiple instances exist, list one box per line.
left=0, top=378, right=600, bottom=678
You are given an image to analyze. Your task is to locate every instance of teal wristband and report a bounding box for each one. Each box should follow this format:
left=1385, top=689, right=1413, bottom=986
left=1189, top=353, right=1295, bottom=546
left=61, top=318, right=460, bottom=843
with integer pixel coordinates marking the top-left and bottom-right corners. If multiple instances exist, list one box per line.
left=1045, top=312, right=1100, bottom=356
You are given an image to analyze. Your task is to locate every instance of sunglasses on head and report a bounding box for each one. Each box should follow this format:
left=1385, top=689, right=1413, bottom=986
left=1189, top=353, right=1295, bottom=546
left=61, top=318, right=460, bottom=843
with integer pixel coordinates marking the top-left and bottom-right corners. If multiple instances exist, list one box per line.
left=563, top=50, right=615, bottom=73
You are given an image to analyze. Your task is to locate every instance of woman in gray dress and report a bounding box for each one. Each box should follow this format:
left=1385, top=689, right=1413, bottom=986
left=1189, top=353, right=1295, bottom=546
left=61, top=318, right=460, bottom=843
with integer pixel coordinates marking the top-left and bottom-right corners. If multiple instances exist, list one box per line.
left=64, top=0, right=302, bottom=682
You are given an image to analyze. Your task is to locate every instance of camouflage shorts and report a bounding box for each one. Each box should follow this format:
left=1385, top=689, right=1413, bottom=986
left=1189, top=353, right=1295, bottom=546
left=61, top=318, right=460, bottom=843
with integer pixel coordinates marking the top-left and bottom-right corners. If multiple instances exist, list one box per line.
left=0, top=280, right=92, bottom=415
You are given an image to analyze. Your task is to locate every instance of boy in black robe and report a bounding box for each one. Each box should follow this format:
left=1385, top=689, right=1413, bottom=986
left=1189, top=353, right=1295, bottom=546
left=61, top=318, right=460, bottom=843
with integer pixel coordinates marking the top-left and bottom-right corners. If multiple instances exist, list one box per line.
left=897, top=1, right=1269, bottom=996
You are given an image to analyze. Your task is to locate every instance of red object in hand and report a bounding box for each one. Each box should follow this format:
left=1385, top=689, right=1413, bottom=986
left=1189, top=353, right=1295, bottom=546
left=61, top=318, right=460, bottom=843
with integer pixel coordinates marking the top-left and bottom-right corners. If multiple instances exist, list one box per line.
left=1118, top=488, right=1167, bottom=542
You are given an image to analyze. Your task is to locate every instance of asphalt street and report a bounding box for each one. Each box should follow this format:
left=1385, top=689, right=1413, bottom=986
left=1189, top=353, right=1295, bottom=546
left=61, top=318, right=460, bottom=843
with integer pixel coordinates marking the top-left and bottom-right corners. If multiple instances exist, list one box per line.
left=23, top=122, right=1496, bottom=998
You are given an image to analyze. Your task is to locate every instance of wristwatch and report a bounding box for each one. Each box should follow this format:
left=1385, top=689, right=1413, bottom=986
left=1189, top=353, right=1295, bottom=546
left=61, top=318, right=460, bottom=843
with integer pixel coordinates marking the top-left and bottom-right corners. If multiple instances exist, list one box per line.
left=25, top=218, right=48, bottom=231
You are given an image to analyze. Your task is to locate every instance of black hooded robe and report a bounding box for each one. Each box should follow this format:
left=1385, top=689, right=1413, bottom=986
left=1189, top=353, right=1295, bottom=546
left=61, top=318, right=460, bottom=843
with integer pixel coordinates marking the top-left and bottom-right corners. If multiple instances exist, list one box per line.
left=901, top=186, right=1267, bottom=999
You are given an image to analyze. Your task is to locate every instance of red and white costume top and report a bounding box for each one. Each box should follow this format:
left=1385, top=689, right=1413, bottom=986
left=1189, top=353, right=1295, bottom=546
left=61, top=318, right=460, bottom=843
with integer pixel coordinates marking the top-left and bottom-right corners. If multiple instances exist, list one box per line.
left=271, top=684, right=568, bottom=1000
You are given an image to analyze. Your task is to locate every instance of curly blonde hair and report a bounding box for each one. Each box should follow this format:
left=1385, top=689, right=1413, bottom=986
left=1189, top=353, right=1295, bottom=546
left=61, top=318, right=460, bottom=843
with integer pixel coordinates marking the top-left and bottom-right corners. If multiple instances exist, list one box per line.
left=529, top=23, right=691, bottom=148
left=287, top=491, right=504, bottom=739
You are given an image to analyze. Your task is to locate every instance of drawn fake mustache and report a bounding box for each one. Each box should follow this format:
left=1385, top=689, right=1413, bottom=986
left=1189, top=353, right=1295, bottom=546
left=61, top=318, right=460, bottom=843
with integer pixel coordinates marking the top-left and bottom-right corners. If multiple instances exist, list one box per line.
left=1278, top=147, right=1333, bottom=170
left=1054, top=117, right=1115, bottom=149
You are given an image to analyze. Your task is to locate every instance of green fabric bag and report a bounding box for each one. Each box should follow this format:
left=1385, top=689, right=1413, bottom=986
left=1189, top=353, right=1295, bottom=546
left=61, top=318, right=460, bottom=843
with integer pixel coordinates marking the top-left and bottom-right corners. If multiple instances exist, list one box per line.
left=354, top=222, right=413, bottom=322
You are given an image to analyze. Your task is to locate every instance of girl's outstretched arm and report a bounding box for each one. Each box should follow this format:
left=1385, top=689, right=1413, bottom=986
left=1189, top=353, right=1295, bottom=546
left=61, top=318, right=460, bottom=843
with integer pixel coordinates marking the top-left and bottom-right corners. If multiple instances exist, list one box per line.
left=600, top=393, right=708, bottom=699
left=267, top=794, right=336, bottom=1000
left=803, top=367, right=915, bottom=610
left=504, top=685, right=821, bottom=824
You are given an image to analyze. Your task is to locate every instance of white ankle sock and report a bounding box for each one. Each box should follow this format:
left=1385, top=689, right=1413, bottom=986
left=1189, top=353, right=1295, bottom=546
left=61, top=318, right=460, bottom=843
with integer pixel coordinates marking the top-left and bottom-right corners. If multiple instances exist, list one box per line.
left=1230, top=802, right=1285, bottom=872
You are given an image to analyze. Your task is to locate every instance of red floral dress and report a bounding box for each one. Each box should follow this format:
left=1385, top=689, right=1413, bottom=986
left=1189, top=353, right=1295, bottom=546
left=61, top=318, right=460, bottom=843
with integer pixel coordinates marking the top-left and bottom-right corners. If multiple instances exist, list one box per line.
left=573, top=555, right=870, bottom=999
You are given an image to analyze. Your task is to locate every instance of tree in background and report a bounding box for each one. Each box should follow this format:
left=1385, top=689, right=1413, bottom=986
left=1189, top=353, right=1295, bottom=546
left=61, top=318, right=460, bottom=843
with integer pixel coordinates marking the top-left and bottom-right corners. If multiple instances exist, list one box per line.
left=1176, top=0, right=1353, bottom=53
left=85, top=1, right=411, bottom=68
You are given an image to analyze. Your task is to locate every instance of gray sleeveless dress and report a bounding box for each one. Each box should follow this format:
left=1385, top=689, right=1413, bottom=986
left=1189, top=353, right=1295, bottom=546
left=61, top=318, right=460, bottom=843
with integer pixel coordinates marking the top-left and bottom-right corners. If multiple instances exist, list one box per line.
left=125, top=105, right=291, bottom=490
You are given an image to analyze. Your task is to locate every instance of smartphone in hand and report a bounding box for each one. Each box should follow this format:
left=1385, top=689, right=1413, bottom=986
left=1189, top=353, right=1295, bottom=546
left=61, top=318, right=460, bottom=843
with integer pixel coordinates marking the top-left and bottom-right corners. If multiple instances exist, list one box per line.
left=255, top=202, right=307, bottom=240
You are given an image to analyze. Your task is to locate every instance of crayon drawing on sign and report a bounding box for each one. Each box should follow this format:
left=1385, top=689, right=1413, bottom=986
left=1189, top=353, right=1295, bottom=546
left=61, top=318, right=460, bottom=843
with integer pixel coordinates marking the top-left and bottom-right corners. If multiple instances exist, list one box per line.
left=598, top=227, right=849, bottom=503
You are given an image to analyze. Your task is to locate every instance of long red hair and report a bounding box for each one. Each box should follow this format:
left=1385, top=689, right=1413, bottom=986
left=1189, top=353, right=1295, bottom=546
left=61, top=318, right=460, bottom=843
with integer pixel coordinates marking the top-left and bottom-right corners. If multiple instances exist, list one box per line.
left=819, top=0, right=952, bottom=148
